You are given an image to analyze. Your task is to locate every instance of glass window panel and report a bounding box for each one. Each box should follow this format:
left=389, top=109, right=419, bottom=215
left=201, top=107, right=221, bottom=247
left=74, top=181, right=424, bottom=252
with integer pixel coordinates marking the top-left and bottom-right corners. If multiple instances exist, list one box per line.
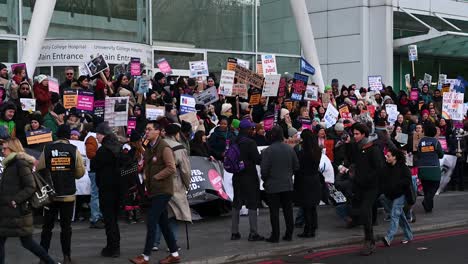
left=0, top=0, right=18, bottom=34
left=258, top=0, right=300, bottom=55
left=22, top=0, right=148, bottom=43
left=207, top=52, right=254, bottom=82
left=154, top=50, right=204, bottom=70
left=34, top=67, right=51, bottom=77
left=275, top=56, right=299, bottom=76
left=0, top=39, right=17, bottom=62
left=152, top=0, right=255, bottom=51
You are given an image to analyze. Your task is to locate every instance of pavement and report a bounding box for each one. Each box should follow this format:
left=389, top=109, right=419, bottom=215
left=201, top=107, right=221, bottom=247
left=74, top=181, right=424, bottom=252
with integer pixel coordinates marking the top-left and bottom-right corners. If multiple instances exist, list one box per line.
left=4, top=191, right=468, bottom=264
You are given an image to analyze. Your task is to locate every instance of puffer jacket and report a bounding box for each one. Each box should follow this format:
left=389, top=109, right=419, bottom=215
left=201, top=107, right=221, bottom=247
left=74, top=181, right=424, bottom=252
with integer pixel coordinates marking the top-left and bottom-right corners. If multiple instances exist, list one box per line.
left=0, top=152, right=36, bottom=237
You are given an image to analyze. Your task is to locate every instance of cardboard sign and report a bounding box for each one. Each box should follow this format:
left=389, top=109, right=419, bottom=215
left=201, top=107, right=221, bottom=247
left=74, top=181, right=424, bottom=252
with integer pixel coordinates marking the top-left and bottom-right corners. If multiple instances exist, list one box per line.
left=227, top=58, right=237, bottom=71
left=410, top=88, right=419, bottom=101
left=249, top=88, right=262, bottom=106
left=262, top=74, right=281, bottom=97
left=234, top=64, right=265, bottom=89
left=324, top=103, right=339, bottom=129
left=438, top=74, right=447, bottom=90
left=76, top=90, right=94, bottom=112
left=291, top=73, right=308, bottom=101
left=368, top=75, right=383, bottom=91
left=48, top=76, right=59, bottom=94
left=424, top=73, right=432, bottom=85
left=338, top=104, right=352, bottom=120
left=137, top=76, right=150, bottom=94
left=26, top=128, right=53, bottom=145
left=256, top=60, right=263, bottom=76
left=386, top=104, right=399, bottom=124
left=236, top=58, right=250, bottom=69
left=367, top=105, right=376, bottom=118
left=413, top=132, right=424, bottom=152
left=442, top=92, right=465, bottom=120
left=105, top=97, right=129, bottom=127
left=63, top=89, right=78, bottom=109
left=145, top=105, right=165, bottom=121
left=231, top=84, right=248, bottom=99
left=94, top=100, right=105, bottom=119
left=86, top=55, right=109, bottom=77
left=304, top=85, right=319, bottom=101
left=322, top=93, right=330, bottom=108
left=179, top=112, right=199, bottom=132
left=408, top=45, right=418, bottom=61
left=219, top=70, right=235, bottom=96
left=130, top=57, right=141, bottom=76
left=189, top=60, right=209, bottom=77
left=277, top=78, right=287, bottom=97
left=194, top=86, right=219, bottom=106
left=180, top=95, right=196, bottom=114
left=127, top=117, right=136, bottom=136
left=114, top=63, right=127, bottom=78
left=261, top=54, right=277, bottom=75
left=156, top=58, right=173, bottom=75
left=19, top=98, right=36, bottom=112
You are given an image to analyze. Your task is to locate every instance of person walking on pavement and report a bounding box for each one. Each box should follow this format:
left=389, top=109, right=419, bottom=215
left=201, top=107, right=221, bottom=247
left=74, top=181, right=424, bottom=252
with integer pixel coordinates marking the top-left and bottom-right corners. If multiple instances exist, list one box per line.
left=293, top=129, right=322, bottom=238
left=379, top=148, right=414, bottom=246
left=230, top=119, right=264, bottom=242
left=92, top=122, right=123, bottom=258
left=130, top=120, right=181, bottom=264
left=37, top=124, right=85, bottom=264
left=261, top=126, right=299, bottom=243
left=416, top=123, right=444, bottom=213
left=342, top=123, right=384, bottom=256
left=0, top=138, right=60, bottom=264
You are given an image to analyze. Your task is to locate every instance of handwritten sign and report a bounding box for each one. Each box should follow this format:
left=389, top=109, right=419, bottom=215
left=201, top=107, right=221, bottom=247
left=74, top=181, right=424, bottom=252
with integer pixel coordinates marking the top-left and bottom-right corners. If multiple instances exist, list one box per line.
left=219, top=70, right=235, bottom=96
left=20, top=98, right=36, bottom=112
left=146, top=105, right=165, bottom=121
left=261, top=54, right=277, bottom=75
left=262, top=74, right=281, bottom=97
left=368, top=75, right=383, bottom=91
left=234, top=64, right=264, bottom=89
left=442, top=92, right=465, bottom=120
left=230, top=84, right=248, bottom=99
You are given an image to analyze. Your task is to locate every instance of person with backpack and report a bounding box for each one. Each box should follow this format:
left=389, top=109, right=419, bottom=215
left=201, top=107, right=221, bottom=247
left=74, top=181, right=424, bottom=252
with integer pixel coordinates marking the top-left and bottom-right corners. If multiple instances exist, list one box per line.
left=36, top=124, right=85, bottom=264
left=92, top=122, right=123, bottom=258
left=229, top=119, right=264, bottom=242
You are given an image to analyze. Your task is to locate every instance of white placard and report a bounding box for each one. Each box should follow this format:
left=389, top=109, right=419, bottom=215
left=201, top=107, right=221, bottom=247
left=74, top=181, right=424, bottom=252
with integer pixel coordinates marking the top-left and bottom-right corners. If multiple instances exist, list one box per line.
left=438, top=74, right=447, bottom=89
left=442, top=92, right=465, bottom=120
left=304, top=85, right=319, bottom=101
left=189, top=60, right=209, bottom=77
left=424, top=73, right=432, bottom=85
left=324, top=103, right=339, bottom=129
left=368, top=75, right=383, bottom=91
left=261, top=54, right=278, bottom=75
left=219, top=70, right=235, bottom=96
left=104, top=97, right=129, bottom=127
left=445, top=79, right=461, bottom=90
left=262, top=74, right=281, bottom=97
left=146, top=105, right=165, bottom=121
left=385, top=104, right=399, bottom=125
left=236, top=58, right=250, bottom=70
left=408, top=45, right=418, bottom=61
left=20, top=98, right=36, bottom=112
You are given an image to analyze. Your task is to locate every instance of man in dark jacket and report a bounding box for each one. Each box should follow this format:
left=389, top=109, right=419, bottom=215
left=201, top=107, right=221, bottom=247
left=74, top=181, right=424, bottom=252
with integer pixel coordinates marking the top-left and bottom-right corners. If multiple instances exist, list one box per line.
left=261, top=126, right=299, bottom=243
left=91, top=122, right=123, bottom=258
left=230, top=119, right=264, bottom=242
left=37, top=124, right=85, bottom=264
left=59, top=67, right=77, bottom=97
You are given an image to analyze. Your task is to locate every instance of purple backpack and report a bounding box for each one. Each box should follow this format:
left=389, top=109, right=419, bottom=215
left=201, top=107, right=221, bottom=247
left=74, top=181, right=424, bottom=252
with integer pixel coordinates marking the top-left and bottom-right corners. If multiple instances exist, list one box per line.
left=223, top=138, right=246, bottom=174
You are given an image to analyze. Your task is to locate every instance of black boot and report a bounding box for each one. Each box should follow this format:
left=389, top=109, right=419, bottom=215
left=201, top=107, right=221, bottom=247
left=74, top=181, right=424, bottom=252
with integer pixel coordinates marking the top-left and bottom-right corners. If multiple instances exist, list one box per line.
left=360, top=240, right=375, bottom=256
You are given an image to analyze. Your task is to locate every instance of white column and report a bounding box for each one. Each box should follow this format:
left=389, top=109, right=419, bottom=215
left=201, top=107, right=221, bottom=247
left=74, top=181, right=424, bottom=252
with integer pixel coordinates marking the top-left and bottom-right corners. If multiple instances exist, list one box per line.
left=21, top=0, right=57, bottom=75
left=289, top=0, right=325, bottom=93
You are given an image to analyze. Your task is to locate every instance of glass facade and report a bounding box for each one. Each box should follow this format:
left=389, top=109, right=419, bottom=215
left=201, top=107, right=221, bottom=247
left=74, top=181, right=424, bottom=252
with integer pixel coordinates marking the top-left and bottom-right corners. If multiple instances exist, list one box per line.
left=0, top=39, right=17, bottom=62
left=0, top=0, right=18, bottom=34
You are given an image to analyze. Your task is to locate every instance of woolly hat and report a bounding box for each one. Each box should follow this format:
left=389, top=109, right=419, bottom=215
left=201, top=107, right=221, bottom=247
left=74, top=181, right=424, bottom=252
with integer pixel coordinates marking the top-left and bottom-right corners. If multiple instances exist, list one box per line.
left=421, top=109, right=430, bottom=116
left=96, top=122, right=113, bottom=136
left=280, top=108, right=290, bottom=120
left=334, top=122, right=345, bottom=132
left=2, top=101, right=16, bottom=112
left=35, top=74, right=48, bottom=84
left=56, top=124, right=71, bottom=139
left=30, top=112, right=43, bottom=125
left=288, top=127, right=298, bottom=138
left=324, top=85, right=332, bottom=92
left=239, top=102, right=249, bottom=112
left=70, top=129, right=80, bottom=137
left=53, top=103, right=66, bottom=115
left=231, top=119, right=240, bottom=129
left=383, top=95, right=392, bottom=103
left=239, top=119, right=255, bottom=129
left=221, top=103, right=232, bottom=115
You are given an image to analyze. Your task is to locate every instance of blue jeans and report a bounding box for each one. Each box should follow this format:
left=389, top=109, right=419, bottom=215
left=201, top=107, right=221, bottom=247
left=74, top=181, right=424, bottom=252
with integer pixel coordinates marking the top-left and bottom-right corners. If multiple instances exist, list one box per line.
left=154, top=217, right=178, bottom=248
left=406, top=176, right=418, bottom=220
left=0, top=236, right=56, bottom=264
left=88, top=172, right=103, bottom=223
left=294, top=208, right=304, bottom=225
left=379, top=194, right=413, bottom=242
left=143, top=194, right=177, bottom=256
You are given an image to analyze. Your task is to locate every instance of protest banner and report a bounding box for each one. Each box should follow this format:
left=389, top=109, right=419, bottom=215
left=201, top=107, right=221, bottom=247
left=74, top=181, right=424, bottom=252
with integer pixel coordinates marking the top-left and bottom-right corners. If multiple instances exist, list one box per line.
left=438, top=74, right=447, bottom=89
left=48, top=76, right=59, bottom=94
left=11, top=63, right=28, bottom=78
left=324, top=103, right=339, bottom=128
left=86, top=55, right=109, bottom=77
left=127, top=117, right=136, bottom=135
left=219, top=70, right=235, bottom=96
left=291, top=73, right=308, bottom=101
left=410, top=88, right=419, bottom=101
left=113, top=63, right=126, bottom=78
left=386, top=104, right=399, bottom=124
left=145, top=105, right=165, bottom=121
left=256, top=60, right=263, bottom=76
left=338, top=104, right=352, bottom=120
left=63, top=89, right=78, bottom=109
left=442, top=92, right=465, bottom=120
left=156, top=58, right=173, bottom=75
left=104, top=97, right=129, bottom=127
left=194, top=86, right=219, bottom=106
left=230, top=84, right=248, bottom=99
left=368, top=75, right=383, bottom=91
left=20, top=98, right=36, bottom=112
left=180, top=95, right=196, bottom=114
left=304, top=85, right=319, bottom=101
left=277, top=78, right=287, bottom=97
left=187, top=156, right=229, bottom=204
left=408, top=45, right=418, bottom=61
left=189, top=60, right=209, bottom=77
left=227, top=58, right=237, bottom=71
left=249, top=88, right=262, bottom=106
left=236, top=58, right=250, bottom=69
left=26, top=128, right=53, bottom=145
left=261, top=54, right=277, bottom=75
left=424, top=73, right=432, bottom=85
left=262, top=74, right=281, bottom=97
left=76, top=90, right=94, bottom=112
left=137, top=76, right=150, bottom=94
left=94, top=100, right=105, bottom=119
left=234, top=64, right=264, bottom=89
left=129, top=57, right=141, bottom=76
left=179, top=112, right=199, bottom=132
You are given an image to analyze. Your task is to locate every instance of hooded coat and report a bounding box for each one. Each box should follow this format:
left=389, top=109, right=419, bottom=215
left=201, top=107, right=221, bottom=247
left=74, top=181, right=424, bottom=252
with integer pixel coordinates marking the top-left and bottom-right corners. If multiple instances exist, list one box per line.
left=0, top=152, right=36, bottom=237
left=92, top=134, right=123, bottom=194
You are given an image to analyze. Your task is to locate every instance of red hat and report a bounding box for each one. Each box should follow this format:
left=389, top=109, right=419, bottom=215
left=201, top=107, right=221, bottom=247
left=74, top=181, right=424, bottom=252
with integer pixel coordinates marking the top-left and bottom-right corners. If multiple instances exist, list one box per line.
left=421, top=109, right=429, bottom=116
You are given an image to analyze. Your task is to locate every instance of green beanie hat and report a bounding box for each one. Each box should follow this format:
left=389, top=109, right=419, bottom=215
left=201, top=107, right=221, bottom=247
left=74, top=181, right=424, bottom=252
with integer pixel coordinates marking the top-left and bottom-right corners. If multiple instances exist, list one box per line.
left=231, top=119, right=240, bottom=129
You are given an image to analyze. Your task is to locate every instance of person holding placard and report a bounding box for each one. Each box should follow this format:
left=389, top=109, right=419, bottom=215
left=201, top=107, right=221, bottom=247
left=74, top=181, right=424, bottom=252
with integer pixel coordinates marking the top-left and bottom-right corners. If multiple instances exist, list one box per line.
left=33, top=75, right=52, bottom=116
left=59, top=67, right=77, bottom=96
left=5, top=65, right=27, bottom=103
left=0, top=102, right=16, bottom=137
left=114, top=74, right=136, bottom=115
left=43, top=104, right=66, bottom=141
left=24, top=112, right=47, bottom=152
left=419, top=84, right=432, bottom=105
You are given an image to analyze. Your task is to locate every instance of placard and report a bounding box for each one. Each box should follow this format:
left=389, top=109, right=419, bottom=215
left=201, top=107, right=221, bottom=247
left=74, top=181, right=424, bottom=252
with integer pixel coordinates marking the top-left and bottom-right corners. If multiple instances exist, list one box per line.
left=304, top=85, right=319, bottom=101
left=189, top=60, right=209, bottom=77
left=231, top=84, right=248, bottom=99
left=396, top=132, right=408, bottom=145
left=219, top=70, right=235, bottom=96
left=194, top=86, right=219, bottom=106
left=368, top=75, right=383, bottom=91
left=79, top=63, right=90, bottom=76
left=438, top=74, right=447, bottom=89
left=249, top=88, right=262, bottom=106
left=291, top=73, right=308, bottom=101
left=236, top=58, right=250, bottom=69
left=145, top=105, right=165, bottom=121
left=137, top=76, right=150, bottom=94
left=324, top=103, right=339, bottom=129
left=408, top=45, right=418, bottom=61
left=114, top=63, right=127, bottom=78
left=227, top=58, right=237, bottom=71
left=20, top=98, right=36, bottom=112
left=48, top=76, right=59, bottom=94
left=179, top=112, right=199, bottom=131
left=180, top=95, right=196, bottom=114
left=127, top=117, right=136, bottom=135
left=63, top=89, right=78, bottom=109
left=261, top=54, right=277, bottom=75
left=86, top=55, right=109, bottom=77
left=277, top=78, right=287, bottom=97
left=262, top=74, right=281, bottom=97
left=76, top=90, right=94, bottom=112
left=256, top=60, right=263, bottom=76
left=424, top=73, right=432, bottom=85
left=94, top=100, right=105, bottom=119
left=385, top=104, right=399, bottom=125
left=338, top=104, right=352, bottom=120
left=156, top=58, right=173, bottom=75
left=442, top=92, right=465, bottom=120
left=234, top=64, right=265, bottom=89
left=104, top=97, right=129, bottom=127
left=26, top=128, right=53, bottom=145
left=130, top=57, right=141, bottom=76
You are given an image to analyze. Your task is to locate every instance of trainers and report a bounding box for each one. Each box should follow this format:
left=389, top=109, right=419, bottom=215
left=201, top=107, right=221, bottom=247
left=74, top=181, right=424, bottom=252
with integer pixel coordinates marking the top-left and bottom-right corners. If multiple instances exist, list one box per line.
left=360, top=241, right=375, bottom=256
left=129, top=255, right=148, bottom=264
left=382, top=236, right=391, bottom=247
left=401, top=239, right=412, bottom=244
left=152, top=246, right=159, bottom=251
left=248, top=233, right=265, bottom=241
left=159, top=255, right=181, bottom=264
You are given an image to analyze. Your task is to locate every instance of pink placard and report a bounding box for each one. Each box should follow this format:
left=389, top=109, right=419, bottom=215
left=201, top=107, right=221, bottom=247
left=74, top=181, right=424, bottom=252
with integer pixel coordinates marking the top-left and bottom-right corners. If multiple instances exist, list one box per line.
left=48, top=77, right=59, bottom=94
left=130, top=57, right=141, bottom=76
left=76, top=91, right=94, bottom=111
left=127, top=117, right=136, bottom=135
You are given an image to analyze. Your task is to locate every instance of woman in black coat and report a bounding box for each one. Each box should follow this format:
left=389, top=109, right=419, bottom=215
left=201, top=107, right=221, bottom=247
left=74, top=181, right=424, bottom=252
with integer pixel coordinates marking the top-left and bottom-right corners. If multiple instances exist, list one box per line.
left=294, top=129, right=322, bottom=237
left=190, top=131, right=211, bottom=157
left=0, top=138, right=58, bottom=264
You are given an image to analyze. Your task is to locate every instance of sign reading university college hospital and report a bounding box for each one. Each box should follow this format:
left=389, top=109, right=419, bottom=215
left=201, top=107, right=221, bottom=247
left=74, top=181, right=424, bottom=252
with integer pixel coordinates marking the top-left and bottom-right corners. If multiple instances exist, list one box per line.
left=37, top=40, right=153, bottom=67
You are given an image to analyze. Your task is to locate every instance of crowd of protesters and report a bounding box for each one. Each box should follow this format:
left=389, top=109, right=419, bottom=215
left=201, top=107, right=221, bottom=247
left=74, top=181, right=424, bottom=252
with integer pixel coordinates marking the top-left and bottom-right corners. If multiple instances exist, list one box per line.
left=0, top=60, right=467, bottom=263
